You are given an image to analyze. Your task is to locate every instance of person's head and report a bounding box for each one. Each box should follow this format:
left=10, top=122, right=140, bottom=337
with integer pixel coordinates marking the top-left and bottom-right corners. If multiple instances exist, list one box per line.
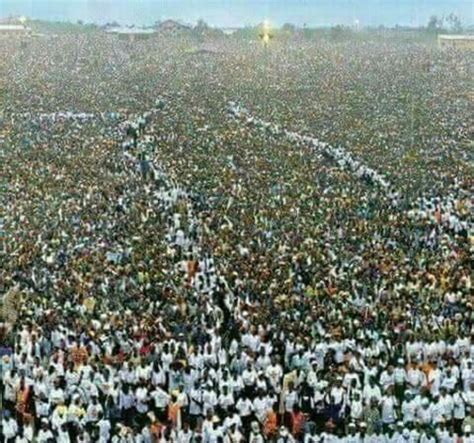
left=251, top=421, right=260, bottom=434
left=279, top=426, right=289, bottom=438
left=348, top=423, right=356, bottom=435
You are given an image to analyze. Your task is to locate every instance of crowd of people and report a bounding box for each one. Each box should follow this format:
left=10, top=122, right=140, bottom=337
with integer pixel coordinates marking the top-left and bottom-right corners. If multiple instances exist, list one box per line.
left=0, top=25, right=472, bottom=443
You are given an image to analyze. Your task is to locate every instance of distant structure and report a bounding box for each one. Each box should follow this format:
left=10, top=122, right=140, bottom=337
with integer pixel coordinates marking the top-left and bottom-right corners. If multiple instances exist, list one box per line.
left=0, top=17, right=31, bottom=36
left=0, top=24, right=31, bottom=36
left=105, top=27, right=155, bottom=42
left=0, top=15, right=27, bottom=24
left=222, top=28, right=239, bottom=36
left=156, top=20, right=191, bottom=35
left=438, top=34, right=474, bottom=50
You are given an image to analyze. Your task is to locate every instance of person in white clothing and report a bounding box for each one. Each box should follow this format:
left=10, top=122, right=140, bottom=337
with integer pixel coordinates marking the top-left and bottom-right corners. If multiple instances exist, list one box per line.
left=2, top=411, right=18, bottom=443
left=98, top=413, right=112, bottom=443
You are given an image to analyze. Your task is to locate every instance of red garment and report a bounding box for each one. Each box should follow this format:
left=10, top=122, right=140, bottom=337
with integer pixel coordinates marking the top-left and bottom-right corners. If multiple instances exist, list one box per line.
left=290, top=411, right=306, bottom=436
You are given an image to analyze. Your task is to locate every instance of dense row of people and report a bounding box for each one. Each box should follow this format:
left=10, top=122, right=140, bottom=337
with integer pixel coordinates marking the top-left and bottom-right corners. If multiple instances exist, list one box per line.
left=0, top=27, right=472, bottom=442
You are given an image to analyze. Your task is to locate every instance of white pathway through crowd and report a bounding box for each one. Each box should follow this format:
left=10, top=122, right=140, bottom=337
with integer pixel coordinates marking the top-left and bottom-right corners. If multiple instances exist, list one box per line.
left=116, top=100, right=232, bottom=322
left=227, top=102, right=472, bottom=240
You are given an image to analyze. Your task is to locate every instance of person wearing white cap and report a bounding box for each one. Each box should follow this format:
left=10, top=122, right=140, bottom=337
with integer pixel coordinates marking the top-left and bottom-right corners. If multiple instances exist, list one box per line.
left=464, top=425, right=474, bottom=443
left=401, top=391, right=419, bottom=425
left=417, top=397, right=433, bottom=426
left=276, top=426, right=296, bottom=443
left=248, top=421, right=264, bottom=443
left=380, top=387, right=398, bottom=429
left=397, top=428, right=411, bottom=442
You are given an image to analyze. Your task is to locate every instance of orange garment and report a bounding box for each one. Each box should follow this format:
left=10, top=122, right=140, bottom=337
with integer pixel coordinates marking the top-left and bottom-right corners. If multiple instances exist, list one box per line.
left=168, top=402, right=180, bottom=427
left=187, top=260, right=198, bottom=281
left=16, top=385, right=31, bottom=421
left=264, top=409, right=277, bottom=437
left=424, top=363, right=436, bottom=390
left=150, top=422, right=162, bottom=442
left=290, top=411, right=306, bottom=436
left=421, top=361, right=433, bottom=378
left=71, top=345, right=88, bottom=368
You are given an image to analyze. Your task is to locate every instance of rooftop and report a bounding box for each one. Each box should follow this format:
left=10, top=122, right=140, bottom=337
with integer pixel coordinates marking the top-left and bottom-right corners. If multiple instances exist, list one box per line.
left=0, top=24, right=28, bottom=31
left=105, top=27, right=155, bottom=35
left=438, top=34, right=474, bottom=40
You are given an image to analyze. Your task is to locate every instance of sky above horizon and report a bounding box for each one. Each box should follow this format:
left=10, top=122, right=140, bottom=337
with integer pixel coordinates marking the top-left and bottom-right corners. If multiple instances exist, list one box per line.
left=0, top=0, right=472, bottom=28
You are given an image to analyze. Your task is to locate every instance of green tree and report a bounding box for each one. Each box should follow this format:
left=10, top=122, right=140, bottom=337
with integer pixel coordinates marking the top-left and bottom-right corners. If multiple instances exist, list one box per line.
left=445, top=13, right=462, bottom=33
left=427, top=15, right=442, bottom=32
left=281, top=23, right=296, bottom=33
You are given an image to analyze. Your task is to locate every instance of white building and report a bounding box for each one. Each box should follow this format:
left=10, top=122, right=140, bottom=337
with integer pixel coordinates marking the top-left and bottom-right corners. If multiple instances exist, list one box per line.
left=105, top=27, right=156, bottom=42
left=0, top=24, right=30, bottom=36
left=438, top=34, right=474, bottom=50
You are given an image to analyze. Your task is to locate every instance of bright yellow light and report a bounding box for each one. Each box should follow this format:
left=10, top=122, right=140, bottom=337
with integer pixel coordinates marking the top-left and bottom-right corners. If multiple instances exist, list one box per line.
left=19, top=16, right=27, bottom=24
left=262, top=33, right=270, bottom=44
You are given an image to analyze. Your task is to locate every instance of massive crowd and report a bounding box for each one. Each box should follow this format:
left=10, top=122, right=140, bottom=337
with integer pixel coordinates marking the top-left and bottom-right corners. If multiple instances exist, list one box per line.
left=0, top=26, right=472, bottom=443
